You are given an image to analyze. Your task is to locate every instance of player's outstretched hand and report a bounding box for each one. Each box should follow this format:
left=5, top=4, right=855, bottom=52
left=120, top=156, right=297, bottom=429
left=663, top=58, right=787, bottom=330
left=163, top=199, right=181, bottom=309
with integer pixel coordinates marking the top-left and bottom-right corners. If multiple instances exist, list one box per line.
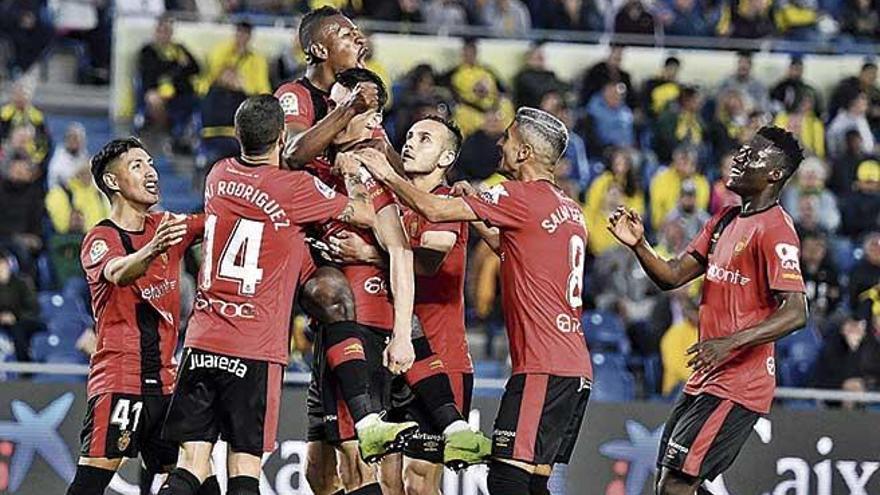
left=606, top=206, right=644, bottom=248
left=450, top=180, right=478, bottom=198
left=384, top=334, right=415, bottom=375
left=328, top=231, right=376, bottom=264
left=344, top=82, right=380, bottom=114
left=353, top=147, right=393, bottom=182
left=149, top=212, right=187, bottom=256
left=335, top=152, right=362, bottom=177
left=687, top=337, right=737, bottom=374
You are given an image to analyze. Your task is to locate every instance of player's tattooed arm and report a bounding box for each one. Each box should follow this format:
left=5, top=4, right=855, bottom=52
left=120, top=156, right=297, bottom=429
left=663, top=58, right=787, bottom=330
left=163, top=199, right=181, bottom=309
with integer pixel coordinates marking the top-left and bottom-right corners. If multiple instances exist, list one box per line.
left=103, top=213, right=187, bottom=286
left=688, top=292, right=808, bottom=372
left=335, top=154, right=376, bottom=229
left=451, top=181, right=501, bottom=252
left=282, top=84, right=379, bottom=169
left=607, top=206, right=704, bottom=290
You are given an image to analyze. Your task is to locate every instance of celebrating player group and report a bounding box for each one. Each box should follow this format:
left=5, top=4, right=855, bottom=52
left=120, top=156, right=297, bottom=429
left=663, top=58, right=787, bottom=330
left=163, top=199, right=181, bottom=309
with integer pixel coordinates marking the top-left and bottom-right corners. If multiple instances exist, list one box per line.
left=65, top=6, right=809, bottom=495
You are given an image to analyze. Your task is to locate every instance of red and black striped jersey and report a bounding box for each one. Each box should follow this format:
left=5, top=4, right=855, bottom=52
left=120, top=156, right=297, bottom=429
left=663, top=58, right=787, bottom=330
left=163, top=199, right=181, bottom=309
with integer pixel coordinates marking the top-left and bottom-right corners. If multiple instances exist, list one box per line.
left=80, top=212, right=204, bottom=397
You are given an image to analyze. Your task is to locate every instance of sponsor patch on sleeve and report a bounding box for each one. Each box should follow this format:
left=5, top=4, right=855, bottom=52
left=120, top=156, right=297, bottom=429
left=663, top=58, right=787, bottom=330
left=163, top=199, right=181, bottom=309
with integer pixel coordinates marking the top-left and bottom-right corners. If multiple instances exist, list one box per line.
left=313, top=176, right=337, bottom=199
left=279, top=92, right=299, bottom=116
left=774, top=243, right=801, bottom=271
left=89, top=239, right=109, bottom=264
left=479, top=184, right=509, bottom=205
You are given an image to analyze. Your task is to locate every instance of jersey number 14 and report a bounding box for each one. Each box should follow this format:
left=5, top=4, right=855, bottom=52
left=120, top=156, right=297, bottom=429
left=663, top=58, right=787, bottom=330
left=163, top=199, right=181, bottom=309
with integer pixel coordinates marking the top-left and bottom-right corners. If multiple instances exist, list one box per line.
left=200, top=215, right=265, bottom=295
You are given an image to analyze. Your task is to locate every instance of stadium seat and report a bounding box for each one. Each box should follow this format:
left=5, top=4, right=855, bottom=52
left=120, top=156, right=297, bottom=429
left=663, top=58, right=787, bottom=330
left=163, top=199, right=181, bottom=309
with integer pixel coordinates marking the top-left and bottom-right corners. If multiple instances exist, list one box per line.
left=776, top=326, right=821, bottom=387
left=583, top=310, right=630, bottom=355
left=38, top=290, right=90, bottom=321
left=591, top=352, right=635, bottom=402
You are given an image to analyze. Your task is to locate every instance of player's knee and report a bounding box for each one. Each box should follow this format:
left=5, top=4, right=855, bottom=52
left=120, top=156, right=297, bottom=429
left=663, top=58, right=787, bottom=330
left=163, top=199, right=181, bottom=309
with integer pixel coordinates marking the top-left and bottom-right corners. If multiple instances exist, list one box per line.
left=487, top=460, right=532, bottom=495
left=306, top=459, right=339, bottom=495
left=402, top=462, right=439, bottom=495
left=336, top=449, right=374, bottom=490
left=303, top=267, right=356, bottom=322
left=66, top=464, right=116, bottom=495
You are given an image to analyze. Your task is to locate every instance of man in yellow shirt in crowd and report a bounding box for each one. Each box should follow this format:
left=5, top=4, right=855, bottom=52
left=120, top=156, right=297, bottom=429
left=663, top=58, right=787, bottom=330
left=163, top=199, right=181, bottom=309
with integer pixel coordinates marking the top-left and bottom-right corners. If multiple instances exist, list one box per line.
left=202, top=21, right=270, bottom=96
left=660, top=291, right=699, bottom=396
left=650, top=144, right=709, bottom=228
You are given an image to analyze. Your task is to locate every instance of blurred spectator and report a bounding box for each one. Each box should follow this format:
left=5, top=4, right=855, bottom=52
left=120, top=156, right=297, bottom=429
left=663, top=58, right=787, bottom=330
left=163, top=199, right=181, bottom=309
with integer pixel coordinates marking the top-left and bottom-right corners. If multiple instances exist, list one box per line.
left=373, top=0, right=425, bottom=22
left=539, top=91, right=590, bottom=190
left=273, top=33, right=305, bottom=89
left=812, top=316, right=880, bottom=392
left=709, top=152, right=741, bottom=214
left=448, top=38, right=513, bottom=137
left=0, top=0, right=53, bottom=76
left=829, top=62, right=880, bottom=133
left=393, top=64, right=455, bottom=145
left=650, top=144, right=709, bottom=228
left=849, top=233, right=880, bottom=312
left=774, top=92, right=825, bottom=158
left=840, top=0, right=880, bottom=43
left=664, top=0, right=713, bottom=36
left=45, top=163, right=108, bottom=235
left=586, top=82, right=636, bottom=153
left=585, top=182, right=625, bottom=255
left=829, top=130, right=873, bottom=195
left=840, top=161, right=880, bottom=239
left=660, top=290, right=698, bottom=396
left=716, top=0, right=775, bottom=38
left=199, top=68, right=248, bottom=178
left=642, top=56, right=681, bottom=119
left=707, top=88, right=750, bottom=161
left=665, top=180, right=710, bottom=239
left=718, top=51, right=769, bottom=113
left=544, top=0, right=602, bottom=31
left=513, top=43, right=568, bottom=108
left=654, top=86, right=704, bottom=163
left=424, top=0, right=471, bottom=29
left=202, top=21, right=271, bottom=96
left=0, top=82, right=51, bottom=164
left=59, top=0, right=112, bottom=84
left=585, top=148, right=645, bottom=220
left=580, top=45, right=639, bottom=115
left=770, top=55, right=823, bottom=116
left=614, top=0, right=656, bottom=35
left=782, top=157, right=840, bottom=232
left=47, top=123, right=87, bottom=189
left=0, top=252, right=40, bottom=363
left=827, top=92, right=876, bottom=159
left=138, top=15, right=201, bottom=153
left=0, top=152, right=45, bottom=277
left=479, top=0, right=532, bottom=36
left=455, top=108, right=506, bottom=181
left=799, top=230, right=842, bottom=328
left=773, top=0, right=822, bottom=42
left=5, top=126, right=47, bottom=171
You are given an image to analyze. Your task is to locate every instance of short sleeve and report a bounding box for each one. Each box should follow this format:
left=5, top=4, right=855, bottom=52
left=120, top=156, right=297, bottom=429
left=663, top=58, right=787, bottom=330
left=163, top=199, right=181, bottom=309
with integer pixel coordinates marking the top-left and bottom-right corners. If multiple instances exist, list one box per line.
left=80, top=228, right=126, bottom=285
left=686, top=207, right=733, bottom=265
left=275, top=84, right=314, bottom=127
left=461, top=182, right=529, bottom=230
left=285, top=171, right=348, bottom=224
left=760, top=219, right=806, bottom=293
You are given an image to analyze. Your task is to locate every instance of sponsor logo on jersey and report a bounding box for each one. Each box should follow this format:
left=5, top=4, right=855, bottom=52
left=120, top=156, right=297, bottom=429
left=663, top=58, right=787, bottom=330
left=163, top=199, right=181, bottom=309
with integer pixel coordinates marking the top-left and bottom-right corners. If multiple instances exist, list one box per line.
left=89, top=239, right=109, bottom=264
left=775, top=243, right=801, bottom=271
left=279, top=92, right=299, bottom=116
left=188, top=352, right=249, bottom=377
left=313, top=176, right=337, bottom=200
left=194, top=294, right=256, bottom=319
left=480, top=184, right=509, bottom=205
left=766, top=356, right=776, bottom=376
left=706, top=263, right=752, bottom=286
left=141, top=279, right=177, bottom=301
left=363, top=276, right=387, bottom=295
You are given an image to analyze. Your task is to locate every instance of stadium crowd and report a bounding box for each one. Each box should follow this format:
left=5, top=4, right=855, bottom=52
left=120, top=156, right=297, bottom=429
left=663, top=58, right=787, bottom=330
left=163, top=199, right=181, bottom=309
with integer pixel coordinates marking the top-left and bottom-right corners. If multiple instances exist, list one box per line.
left=0, top=5, right=879, bottom=405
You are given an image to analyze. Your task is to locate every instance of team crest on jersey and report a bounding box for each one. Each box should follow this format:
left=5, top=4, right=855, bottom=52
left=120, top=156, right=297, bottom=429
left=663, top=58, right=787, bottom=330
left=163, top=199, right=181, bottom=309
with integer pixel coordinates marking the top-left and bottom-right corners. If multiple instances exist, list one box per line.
left=480, top=184, right=509, bottom=205
left=774, top=243, right=801, bottom=271
left=89, top=239, right=109, bottom=264
left=733, top=235, right=751, bottom=255
left=279, top=92, right=299, bottom=116
left=313, top=176, right=337, bottom=199
left=117, top=430, right=132, bottom=451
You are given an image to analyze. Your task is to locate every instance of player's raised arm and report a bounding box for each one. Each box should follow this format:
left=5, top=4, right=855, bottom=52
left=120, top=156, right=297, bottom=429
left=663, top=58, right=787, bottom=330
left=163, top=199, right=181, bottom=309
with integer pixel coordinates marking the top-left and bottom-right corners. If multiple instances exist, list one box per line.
left=608, top=206, right=705, bottom=290
left=335, top=152, right=376, bottom=229
left=450, top=181, right=501, bottom=252
left=281, top=83, right=378, bottom=170
left=356, top=148, right=479, bottom=223
left=104, top=212, right=187, bottom=286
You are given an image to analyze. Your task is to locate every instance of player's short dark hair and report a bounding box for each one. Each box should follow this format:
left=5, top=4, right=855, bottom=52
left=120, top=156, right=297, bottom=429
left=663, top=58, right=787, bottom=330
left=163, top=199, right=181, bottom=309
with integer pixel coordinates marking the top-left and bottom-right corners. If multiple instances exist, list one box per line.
left=421, top=115, right=462, bottom=153
left=664, top=56, right=680, bottom=68
left=234, top=94, right=284, bottom=156
left=757, top=125, right=804, bottom=180
left=299, top=6, right=342, bottom=60
left=335, top=68, right=388, bottom=108
left=91, top=137, right=146, bottom=199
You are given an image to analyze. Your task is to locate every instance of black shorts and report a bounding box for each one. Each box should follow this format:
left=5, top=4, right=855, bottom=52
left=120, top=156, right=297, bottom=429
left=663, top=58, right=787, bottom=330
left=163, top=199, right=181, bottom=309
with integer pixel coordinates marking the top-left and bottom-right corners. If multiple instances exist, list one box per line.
left=492, top=374, right=591, bottom=466
left=657, top=393, right=761, bottom=480
left=79, top=393, right=177, bottom=473
left=399, top=372, right=474, bottom=464
left=162, top=347, right=284, bottom=456
left=306, top=325, right=392, bottom=444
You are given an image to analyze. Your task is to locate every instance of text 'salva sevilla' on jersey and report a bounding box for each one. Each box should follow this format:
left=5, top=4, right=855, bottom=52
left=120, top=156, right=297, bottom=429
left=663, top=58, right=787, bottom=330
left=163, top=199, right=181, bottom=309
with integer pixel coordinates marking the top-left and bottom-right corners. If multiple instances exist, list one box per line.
left=81, top=213, right=204, bottom=397
left=403, top=185, right=473, bottom=373
left=275, top=78, right=396, bottom=330
left=186, top=158, right=347, bottom=364
left=686, top=205, right=806, bottom=414
left=463, top=180, right=592, bottom=377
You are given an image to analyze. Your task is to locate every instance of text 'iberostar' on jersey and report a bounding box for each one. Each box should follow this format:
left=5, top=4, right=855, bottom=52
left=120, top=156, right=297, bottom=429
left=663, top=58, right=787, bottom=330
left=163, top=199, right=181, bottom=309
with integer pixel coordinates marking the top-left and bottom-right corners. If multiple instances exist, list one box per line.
left=685, top=204, right=806, bottom=414
left=186, top=158, right=349, bottom=365
left=81, top=213, right=205, bottom=397
left=462, top=180, right=592, bottom=378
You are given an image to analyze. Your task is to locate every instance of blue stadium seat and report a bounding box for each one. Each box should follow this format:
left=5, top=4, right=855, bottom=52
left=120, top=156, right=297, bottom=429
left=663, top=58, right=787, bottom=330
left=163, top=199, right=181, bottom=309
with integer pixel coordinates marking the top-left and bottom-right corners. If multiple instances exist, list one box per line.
left=776, top=326, right=821, bottom=387
left=830, top=237, right=856, bottom=274
left=591, top=352, right=635, bottom=402
left=583, top=310, right=630, bottom=354
left=38, top=291, right=90, bottom=322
